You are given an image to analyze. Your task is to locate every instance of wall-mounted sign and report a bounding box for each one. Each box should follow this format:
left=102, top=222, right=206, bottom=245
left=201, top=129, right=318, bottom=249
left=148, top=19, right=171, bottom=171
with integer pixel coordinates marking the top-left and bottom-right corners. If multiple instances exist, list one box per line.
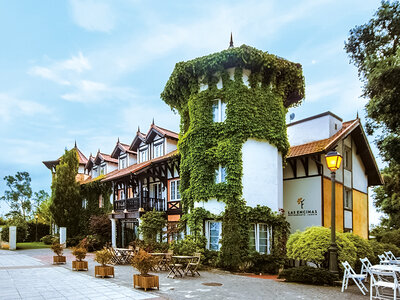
left=287, top=197, right=318, bottom=216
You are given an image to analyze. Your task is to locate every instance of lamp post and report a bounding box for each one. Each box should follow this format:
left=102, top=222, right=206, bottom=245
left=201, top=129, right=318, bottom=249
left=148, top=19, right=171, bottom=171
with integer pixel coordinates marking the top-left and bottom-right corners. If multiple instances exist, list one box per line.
left=35, top=215, right=39, bottom=242
left=325, top=150, right=342, bottom=274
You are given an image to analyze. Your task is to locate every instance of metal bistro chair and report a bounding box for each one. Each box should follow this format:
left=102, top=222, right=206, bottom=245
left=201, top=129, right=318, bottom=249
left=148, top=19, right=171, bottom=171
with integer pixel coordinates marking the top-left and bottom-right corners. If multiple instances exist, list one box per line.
left=385, top=251, right=400, bottom=264
left=360, top=257, right=373, bottom=277
left=370, top=268, right=399, bottom=300
left=341, top=261, right=368, bottom=295
left=185, top=253, right=201, bottom=277
left=379, top=254, right=390, bottom=265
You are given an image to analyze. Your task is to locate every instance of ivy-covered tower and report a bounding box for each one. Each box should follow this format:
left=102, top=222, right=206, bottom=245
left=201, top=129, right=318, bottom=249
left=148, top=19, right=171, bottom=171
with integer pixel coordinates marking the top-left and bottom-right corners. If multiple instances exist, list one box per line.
left=161, top=44, right=304, bottom=215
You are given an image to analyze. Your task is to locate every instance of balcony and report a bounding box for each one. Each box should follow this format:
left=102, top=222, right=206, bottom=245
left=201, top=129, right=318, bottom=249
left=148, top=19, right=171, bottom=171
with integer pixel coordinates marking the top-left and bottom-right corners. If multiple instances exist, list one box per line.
left=167, top=200, right=182, bottom=215
left=114, top=197, right=165, bottom=212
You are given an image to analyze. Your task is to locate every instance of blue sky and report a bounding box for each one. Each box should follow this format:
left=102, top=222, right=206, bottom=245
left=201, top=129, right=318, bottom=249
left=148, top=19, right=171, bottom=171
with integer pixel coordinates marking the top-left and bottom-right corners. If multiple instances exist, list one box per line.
left=0, top=0, right=384, bottom=224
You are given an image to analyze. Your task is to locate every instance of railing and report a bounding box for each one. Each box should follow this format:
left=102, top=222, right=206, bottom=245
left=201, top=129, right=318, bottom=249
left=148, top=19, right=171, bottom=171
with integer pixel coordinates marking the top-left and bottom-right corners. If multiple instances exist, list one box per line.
left=114, top=197, right=164, bottom=212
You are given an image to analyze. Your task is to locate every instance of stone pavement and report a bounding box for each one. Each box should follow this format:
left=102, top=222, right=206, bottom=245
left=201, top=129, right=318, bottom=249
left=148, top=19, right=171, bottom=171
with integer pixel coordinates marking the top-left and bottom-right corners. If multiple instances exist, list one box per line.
left=0, top=248, right=368, bottom=300
left=0, top=250, right=159, bottom=300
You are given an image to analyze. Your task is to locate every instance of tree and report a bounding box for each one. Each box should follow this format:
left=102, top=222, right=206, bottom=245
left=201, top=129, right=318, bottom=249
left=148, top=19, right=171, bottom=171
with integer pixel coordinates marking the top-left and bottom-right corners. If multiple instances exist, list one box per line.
left=345, top=1, right=400, bottom=227
left=0, top=172, right=32, bottom=220
left=50, top=148, right=82, bottom=237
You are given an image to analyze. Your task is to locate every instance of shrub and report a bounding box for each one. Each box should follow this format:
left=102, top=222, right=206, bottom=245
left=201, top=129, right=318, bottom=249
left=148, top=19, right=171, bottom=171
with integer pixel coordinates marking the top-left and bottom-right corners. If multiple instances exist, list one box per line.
left=202, top=249, right=220, bottom=268
left=41, top=235, right=57, bottom=245
left=286, top=226, right=357, bottom=269
left=242, top=251, right=285, bottom=274
left=278, top=266, right=338, bottom=285
left=131, top=249, right=156, bottom=275
left=375, top=229, right=400, bottom=247
left=26, top=222, right=50, bottom=242
left=0, top=226, right=28, bottom=242
left=171, top=235, right=207, bottom=255
left=51, top=243, right=64, bottom=256
left=139, top=210, right=166, bottom=243
left=72, top=247, right=87, bottom=261
left=66, top=235, right=85, bottom=247
left=343, top=233, right=374, bottom=272
left=89, top=215, right=111, bottom=242
left=94, top=248, right=113, bottom=266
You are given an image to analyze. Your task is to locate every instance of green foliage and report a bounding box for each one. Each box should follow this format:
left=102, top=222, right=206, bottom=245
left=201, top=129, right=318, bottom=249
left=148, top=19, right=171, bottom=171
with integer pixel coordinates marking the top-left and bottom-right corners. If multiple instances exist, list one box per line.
left=343, top=232, right=374, bottom=272
left=131, top=249, right=156, bottom=275
left=50, top=149, right=82, bottom=237
left=287, top=226, right=357, bottom=269
left=202, top=249, right=220, bottom=268
left=1, top=172, right=33, bottom=220
left=373, top=164, right=400, bottom=228
left=78, top=235, right=103, bottom=252
left=72, top=247, right=87, bottom=261
left=180, top=207, right=212, bottom=239
left=374, top=228, right=400, bottom=247
left=278, top=266, right=338, bottom=285
left=94, top=248, right=113, bottom=266
left=131, top=239, right=169, bottom=253
left=79, top=179, right=112, bottom=234
left=51, top=242, right=64, bottom=256
left=89, top=214, right=111, bottom=243
left=171, top=235, right=207, bottom=255
left=1, top=222, right=28, bottom=242
left=41, top=235, right=57, bottom=245
left=242, top=251, right=284, bottom=274
left=139, top=210, right=166, bottom=243
left=26, top=222, right=50, bottom=242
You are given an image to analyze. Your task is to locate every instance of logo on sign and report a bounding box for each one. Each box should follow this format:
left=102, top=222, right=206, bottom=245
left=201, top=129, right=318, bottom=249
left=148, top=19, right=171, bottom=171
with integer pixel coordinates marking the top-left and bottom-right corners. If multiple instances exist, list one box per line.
left=297, top=197, right=305, bottom=209
left=287, top=196, right=318, bottom=217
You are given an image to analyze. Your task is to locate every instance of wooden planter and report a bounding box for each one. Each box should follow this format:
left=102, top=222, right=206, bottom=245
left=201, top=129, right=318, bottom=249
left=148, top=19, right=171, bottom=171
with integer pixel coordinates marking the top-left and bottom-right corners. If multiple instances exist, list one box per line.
left=133, top=274, right=159, bottom=291
left=95, top=265, right=114, bottom=278
left=72, top=260, right=88, bottom=271
left=53, top=256, right=66, bottom=264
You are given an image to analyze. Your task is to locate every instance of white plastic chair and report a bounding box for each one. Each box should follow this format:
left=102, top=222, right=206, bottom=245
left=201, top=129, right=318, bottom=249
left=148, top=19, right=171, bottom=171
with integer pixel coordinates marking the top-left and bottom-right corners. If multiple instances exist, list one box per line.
left=360, top=257, right=373, bottom=277
left=379, top=254, right=390, bottom=265
left=370, top=268, right=398, bottom=300
left=384, top=251, right=400, bottom=264
left=341, top=261, right=368, bottom=295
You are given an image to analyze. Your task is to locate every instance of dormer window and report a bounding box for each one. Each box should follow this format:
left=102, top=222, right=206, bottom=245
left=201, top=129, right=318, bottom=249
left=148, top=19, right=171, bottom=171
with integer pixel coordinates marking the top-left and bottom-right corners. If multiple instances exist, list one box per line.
left=154, top=143, right=164, bottom=158
left=100, top=165, right=106, bottom=175
left=119, top=154, right=127, bottom=169
left=212, top=99, right=227, bottom=123
left=215, top=165, right=227, bottom=183
left=140, top=148, right=148, bottom=163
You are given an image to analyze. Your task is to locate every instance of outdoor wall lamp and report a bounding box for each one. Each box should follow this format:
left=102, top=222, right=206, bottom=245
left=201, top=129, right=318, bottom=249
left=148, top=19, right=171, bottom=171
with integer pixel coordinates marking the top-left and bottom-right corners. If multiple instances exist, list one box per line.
left=325, top=150, right=342, bottom=274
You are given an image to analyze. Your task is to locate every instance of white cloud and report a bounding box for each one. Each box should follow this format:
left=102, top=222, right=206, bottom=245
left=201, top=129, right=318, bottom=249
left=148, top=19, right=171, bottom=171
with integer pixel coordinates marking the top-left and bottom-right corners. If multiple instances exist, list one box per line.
left=69, top=0, right=116, bottom=32
left=0, top=93, right=51, bottom=122
left=28, top=66, right=71, bottom=85
left=60, top=52, right=91, bottom=73
left=305, top=79, right=341, bottom=102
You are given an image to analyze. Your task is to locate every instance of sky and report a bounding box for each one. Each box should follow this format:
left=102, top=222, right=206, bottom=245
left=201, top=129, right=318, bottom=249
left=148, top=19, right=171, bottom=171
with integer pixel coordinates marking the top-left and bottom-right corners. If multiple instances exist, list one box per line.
left=0, top=0, right=385, bottom=225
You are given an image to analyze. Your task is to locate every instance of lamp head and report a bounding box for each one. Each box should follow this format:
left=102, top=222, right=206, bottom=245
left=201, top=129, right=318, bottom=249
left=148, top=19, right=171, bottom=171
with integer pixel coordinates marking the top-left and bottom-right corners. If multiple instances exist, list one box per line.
left=325, top=150, right=342, bottom=172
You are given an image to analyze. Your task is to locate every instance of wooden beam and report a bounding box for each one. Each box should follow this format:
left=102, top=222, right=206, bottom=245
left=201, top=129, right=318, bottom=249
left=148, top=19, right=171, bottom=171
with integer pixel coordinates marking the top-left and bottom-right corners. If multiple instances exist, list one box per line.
left=300, top=157, right=309, bottom=177
left=288, top=159, right=297, bottom=178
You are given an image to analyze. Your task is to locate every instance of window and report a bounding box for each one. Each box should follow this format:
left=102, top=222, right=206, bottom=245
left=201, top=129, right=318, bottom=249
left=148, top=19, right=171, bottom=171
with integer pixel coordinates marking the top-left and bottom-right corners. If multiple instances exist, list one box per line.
left=170, top=179, right=181, bottom=200
left=82, top=199, right=87, bottom=209
left=215, top=165, right=227, bottom=184
left=100, top=165, right=106, bottom=175
left=249, top=224, right=272, bottom=254
left=154, top=143, right=164, bottom=158
left=120, top=190, right=125, bottom=200
left=344, top=146, right=352, bottom=171
left=344, top=188, right=352, bottom=210
left=212, top=99, right=227, bottom=122
left=140, top=149, right=148, bottom=162
left=99, top=194, right=103, bottom=208
left=119, top=157, right=126, bottom=169
left=206, top=221, right=222, bottom=251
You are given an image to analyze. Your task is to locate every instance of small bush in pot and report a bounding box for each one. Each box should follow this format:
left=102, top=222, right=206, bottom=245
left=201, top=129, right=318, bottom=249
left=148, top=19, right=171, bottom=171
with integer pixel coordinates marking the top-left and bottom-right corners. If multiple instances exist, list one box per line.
left=131, top=249, right=159, bottom=291
left=94, top=248, right=114, bottom=278
left=51, top=242, right=66, bottom=264
left=72, top=247, right=88, bottom=271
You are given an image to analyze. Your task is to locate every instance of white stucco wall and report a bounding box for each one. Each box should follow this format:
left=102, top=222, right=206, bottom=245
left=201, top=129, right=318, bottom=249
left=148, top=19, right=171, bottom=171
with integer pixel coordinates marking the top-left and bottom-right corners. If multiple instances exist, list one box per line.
left=283, top=176, right=322, bottom=233
left=166, top=138, right=178, bottom=154
left=352, top=143, right=368, bottom=193
left=241, top=139, right=282, bottom=211
left=288, top=114, right=342, bottom=146
left=195, top=199, right=226, bottom=215
left=107, top=163, right=118, bottom=174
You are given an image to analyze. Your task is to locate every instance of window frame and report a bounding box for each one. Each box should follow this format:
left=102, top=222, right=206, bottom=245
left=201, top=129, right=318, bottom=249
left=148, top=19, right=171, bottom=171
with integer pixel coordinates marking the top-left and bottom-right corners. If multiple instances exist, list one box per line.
left=139, top=147, right=148, bottom=163
left=169, top=179, right=181, bottom=201
left=344, top=146, right=352, bottom=171
left=249, top=223, right=272, bottom=254
left=206, top=220, right=222, bottom=251
left=215, top=165, right=227, bottom=184
left=212, top=99, right=227, bottom=123
left=153, top=142, right=164, bottom=158
left=344, top=187, right=353, bottom=210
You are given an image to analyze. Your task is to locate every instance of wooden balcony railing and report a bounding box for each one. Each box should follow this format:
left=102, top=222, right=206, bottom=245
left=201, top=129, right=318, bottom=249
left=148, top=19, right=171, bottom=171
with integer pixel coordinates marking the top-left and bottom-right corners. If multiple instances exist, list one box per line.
left=167, top=200, right=182, bottom=215
left=114, top=197, right=164, bottom=212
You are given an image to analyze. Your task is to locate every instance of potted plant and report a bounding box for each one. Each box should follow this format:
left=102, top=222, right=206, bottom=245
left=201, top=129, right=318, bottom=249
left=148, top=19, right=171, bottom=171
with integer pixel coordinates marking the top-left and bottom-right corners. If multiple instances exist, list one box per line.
left=94, top=248, right=114, bottom=278
left=72, top=247, right=88, bottom=271
left=131, top=249, right=159, bottom=291
left=51, top=242, right=66, bottom=264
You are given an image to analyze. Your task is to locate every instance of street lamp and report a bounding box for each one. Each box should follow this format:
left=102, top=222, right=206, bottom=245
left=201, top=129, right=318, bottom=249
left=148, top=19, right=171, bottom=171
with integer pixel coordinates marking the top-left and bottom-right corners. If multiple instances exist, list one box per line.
left=325, top=150, right=342, bottom=274
left=35, top=215, right=39, bottom=242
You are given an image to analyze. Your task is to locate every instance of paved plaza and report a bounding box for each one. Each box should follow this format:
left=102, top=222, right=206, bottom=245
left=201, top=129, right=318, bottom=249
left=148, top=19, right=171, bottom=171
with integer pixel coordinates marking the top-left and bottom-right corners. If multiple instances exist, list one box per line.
left=0, top=249, right=367, bottom=300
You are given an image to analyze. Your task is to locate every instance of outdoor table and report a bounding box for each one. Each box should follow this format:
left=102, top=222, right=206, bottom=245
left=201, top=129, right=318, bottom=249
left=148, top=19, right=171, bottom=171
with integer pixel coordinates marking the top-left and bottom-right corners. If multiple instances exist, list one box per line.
left=371, top=264, right=400, bottom=272
left=150, top=253, right=169, bottom=271
left=115, top=248, right=135, bottom=264
left=167, top=256, right=195, bottom=278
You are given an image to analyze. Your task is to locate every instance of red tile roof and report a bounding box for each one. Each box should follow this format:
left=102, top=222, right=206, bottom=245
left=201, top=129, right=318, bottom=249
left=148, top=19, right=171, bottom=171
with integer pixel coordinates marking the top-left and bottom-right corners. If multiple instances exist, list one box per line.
left=287, top=119, right=358, bottom=158
left=76, top=147, right=88, bottom=165
left=150, top=124, right=179, bottom=140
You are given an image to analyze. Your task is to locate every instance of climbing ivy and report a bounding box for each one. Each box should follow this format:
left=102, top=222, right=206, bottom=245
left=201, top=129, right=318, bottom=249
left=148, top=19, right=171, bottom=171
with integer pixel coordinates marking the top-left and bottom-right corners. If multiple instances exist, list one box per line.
left=161, top=44, right=304, bottom=269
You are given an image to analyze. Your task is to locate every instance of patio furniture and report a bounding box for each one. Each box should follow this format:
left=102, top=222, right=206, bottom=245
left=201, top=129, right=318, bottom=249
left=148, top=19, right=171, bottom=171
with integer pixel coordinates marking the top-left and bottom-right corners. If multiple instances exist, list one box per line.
left=115, top=248, right=135, bottom=264
left=150, top=253, right=168, bottom=271
left=185, top=252, right=201, bottom=277
left=167, top=255, right=195, bottom=279
left=109, top=247, right=123, bottom=265
left=341, top=261, right=368, bottom=295
left=370, top=268, right=399, bottom=300
left=379, top=254, right=391, bottom=265
left=360, top=257, right=373, bottom=277
left=384, top=251, right=400, bottom=265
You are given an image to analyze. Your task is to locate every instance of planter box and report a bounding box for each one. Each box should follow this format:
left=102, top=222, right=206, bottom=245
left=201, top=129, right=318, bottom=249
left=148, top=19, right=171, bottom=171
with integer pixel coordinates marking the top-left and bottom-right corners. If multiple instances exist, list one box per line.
left=133, top=274, right=159, bottom=291
left=53, top=256, right=66, bottom=264
left=95, top=265, right=114, bottom=278
left=72, top=260, right=88, bottom=271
